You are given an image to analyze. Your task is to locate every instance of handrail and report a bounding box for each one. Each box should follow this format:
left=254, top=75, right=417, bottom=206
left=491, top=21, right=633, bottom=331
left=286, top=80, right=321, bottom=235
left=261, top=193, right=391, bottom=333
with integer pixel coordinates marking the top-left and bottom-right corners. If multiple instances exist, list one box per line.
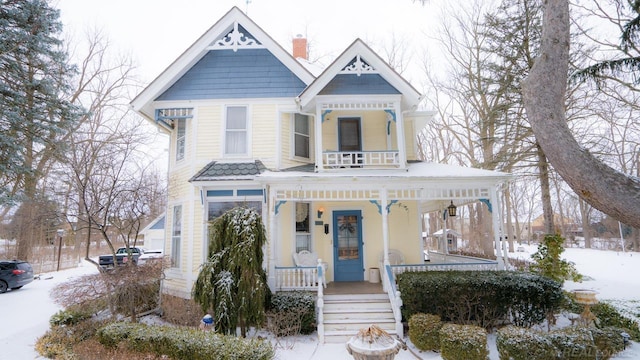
left=384, top=263, right=403, bottom=338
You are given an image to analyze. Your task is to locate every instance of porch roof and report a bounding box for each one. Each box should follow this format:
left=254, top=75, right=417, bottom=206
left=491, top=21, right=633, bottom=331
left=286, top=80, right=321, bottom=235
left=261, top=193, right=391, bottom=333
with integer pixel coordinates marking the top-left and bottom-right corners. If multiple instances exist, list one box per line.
left=257, top=162, right=511, bottom=213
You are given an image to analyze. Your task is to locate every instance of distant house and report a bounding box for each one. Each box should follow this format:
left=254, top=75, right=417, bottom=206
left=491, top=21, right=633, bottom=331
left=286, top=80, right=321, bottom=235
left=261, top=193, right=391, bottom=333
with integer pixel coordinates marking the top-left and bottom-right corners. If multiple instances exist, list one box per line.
left=131, top=7, right=511, bottom=341
left=139, top=213, right=165, bottom=250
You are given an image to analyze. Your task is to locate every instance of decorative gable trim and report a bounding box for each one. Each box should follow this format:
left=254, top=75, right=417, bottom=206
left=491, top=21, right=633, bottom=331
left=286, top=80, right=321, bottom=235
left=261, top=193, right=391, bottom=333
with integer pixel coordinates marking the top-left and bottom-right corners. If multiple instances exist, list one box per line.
left=208, top=22, right=263, bottom=52
left=340, top=55, right=376, bottom=75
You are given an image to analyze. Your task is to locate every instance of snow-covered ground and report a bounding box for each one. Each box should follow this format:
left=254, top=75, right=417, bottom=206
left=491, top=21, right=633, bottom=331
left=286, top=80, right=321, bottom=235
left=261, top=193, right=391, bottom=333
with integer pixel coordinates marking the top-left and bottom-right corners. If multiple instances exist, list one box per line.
left=1, top=246, right=639, bottom=359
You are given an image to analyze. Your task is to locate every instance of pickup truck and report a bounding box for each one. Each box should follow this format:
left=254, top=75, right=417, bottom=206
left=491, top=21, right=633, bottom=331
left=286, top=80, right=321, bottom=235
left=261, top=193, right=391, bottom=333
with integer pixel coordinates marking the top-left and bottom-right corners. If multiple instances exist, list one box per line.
left=98, top=247, right=144, bottom=268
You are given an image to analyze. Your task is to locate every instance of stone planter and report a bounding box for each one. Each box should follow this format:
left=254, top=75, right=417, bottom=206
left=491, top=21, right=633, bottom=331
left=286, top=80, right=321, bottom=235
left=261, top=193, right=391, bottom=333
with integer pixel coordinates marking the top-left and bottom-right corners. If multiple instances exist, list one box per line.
left=346, top=325, right=404, bottom=360
left=572, top=289, right=598, bottom=326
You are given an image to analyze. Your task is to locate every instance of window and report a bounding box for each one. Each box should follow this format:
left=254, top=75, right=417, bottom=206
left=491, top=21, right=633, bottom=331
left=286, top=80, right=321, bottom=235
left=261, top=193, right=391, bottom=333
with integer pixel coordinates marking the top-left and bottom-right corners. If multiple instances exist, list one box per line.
left=176, top=119, right=186, bottom=161
left=171, top=205, right=182, bottom=267
left=225, top=106, right=248, bottom=156
left=295, top=202, right=311, bottom=253
left=293, top=114, right=310, bottom=159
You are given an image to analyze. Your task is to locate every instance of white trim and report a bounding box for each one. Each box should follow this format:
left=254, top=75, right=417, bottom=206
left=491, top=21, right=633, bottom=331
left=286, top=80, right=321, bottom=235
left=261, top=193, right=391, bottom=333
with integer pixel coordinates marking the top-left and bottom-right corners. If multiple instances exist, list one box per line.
left=222, top=104, right=252, bottom=159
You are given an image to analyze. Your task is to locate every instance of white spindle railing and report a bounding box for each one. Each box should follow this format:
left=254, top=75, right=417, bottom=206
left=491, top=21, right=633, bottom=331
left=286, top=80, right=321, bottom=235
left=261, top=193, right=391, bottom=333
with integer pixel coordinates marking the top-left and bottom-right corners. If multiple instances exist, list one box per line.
left=274, top=266, right=320, bottom=291
left=382, top=263, right=404, bottom=339
left=323, top=151, right=399, bottom=168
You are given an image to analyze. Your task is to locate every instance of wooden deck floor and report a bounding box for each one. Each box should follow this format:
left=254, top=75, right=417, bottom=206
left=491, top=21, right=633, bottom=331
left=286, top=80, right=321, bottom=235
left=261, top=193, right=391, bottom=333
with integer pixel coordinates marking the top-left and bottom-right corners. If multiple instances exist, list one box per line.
left=324, top=281, right=384, bottom=295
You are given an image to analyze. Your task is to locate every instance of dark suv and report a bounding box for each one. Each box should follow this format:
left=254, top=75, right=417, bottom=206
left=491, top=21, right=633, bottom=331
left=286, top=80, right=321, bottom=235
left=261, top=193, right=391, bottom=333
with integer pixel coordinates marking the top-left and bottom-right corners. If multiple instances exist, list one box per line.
left=0, top=260, right=34, bottom=293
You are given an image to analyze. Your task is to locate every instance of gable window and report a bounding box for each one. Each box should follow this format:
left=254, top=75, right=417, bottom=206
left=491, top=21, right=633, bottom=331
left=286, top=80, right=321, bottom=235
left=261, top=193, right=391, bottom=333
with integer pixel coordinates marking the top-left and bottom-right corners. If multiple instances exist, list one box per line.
left=293, top=114, right=310, bottom=159
left=176, top=119, right=186, bottom=161
left=171, top=205, right=182, bottom=268
left=225, top=106, right=248, bottom=156
left=295, top=202, right=311, bottom=253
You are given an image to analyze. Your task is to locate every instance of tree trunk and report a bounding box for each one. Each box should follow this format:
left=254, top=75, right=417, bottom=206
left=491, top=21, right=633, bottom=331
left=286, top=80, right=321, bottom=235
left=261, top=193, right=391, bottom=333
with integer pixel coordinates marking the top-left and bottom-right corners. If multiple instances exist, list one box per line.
left=537, top=144, right=555, bottom=235
left=522, top=0, right=640, bottom=229
left=579, top=198, right=592, bottom=248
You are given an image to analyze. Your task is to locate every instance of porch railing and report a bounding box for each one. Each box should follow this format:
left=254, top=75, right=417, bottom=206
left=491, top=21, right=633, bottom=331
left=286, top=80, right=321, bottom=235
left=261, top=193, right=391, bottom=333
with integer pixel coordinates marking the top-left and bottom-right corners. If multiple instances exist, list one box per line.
left=382, top=263, right=404, bottom=339
left=390, top=252, right=499, bottom=276
left=274, top=266, right=321, bottom=291
left=322, top=150, right=399, bottom=168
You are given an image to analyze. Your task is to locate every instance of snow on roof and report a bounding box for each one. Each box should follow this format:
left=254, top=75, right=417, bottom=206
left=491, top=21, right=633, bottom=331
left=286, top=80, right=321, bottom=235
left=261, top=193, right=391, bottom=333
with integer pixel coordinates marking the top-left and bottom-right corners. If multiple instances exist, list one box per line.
left=257, top=162, right=511, bottom=182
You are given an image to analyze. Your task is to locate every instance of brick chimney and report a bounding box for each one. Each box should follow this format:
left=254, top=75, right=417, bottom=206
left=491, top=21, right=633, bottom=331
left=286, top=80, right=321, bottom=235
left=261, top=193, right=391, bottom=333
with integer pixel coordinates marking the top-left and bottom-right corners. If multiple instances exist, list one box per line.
left=292, top=34, right=308, bottom=60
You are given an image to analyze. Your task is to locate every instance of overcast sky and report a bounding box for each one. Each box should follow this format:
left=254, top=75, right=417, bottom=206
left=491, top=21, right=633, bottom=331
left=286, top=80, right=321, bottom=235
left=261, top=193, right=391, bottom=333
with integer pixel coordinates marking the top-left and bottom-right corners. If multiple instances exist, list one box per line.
left=54, top=0, right=440, bottom=85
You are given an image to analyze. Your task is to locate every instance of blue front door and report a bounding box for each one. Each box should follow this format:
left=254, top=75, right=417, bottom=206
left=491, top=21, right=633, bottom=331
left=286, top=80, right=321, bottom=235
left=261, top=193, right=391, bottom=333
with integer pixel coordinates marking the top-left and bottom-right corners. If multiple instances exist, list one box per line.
left=333, top=210, right=364, bottom=281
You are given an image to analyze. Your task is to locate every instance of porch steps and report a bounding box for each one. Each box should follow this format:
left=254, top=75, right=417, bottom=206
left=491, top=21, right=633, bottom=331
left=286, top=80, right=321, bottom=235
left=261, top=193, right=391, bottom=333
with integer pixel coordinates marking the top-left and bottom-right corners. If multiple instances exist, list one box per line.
left=322, top=293, right=396, bottom=343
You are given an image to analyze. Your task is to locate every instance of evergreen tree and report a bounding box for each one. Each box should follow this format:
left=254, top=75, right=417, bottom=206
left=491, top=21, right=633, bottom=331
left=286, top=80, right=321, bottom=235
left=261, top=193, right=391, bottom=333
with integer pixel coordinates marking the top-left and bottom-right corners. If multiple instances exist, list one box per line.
left=193, top=207, right=270, bottom=337
left=0, top=0, right=81, bottom=258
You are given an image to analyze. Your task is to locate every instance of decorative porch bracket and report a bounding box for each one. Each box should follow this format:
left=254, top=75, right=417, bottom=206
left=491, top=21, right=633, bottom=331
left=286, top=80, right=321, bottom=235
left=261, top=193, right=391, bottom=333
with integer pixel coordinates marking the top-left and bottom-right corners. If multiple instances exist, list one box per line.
left=479, top=198, right=492, bottom=213
left=321, top=110, right=332, bottom=123
left=384, top=109, right=396, bottom=135
left=275, top=200, right=286, bottom=215
left=369, top=199, right=399, bottom=214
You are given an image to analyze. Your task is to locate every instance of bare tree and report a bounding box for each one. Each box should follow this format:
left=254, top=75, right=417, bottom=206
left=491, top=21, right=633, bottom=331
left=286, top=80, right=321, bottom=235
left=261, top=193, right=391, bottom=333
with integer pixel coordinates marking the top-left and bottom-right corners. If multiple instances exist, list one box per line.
left=522, top=0, right=640, bottom=228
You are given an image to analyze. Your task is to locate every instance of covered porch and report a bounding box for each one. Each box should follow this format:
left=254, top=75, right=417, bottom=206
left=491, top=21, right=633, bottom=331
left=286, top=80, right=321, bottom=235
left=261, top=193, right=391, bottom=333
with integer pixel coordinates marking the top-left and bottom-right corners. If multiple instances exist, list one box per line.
left=257, top=162, right=511, bottom=292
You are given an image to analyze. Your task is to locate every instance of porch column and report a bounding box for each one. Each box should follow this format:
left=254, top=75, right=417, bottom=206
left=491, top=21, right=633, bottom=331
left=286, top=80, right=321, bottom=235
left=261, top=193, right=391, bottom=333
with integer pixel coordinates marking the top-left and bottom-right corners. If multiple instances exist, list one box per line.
left=381, top=189, right=390, bottom=264
left=315, top=106, right=324, bottom=172
left=267, top=188, right=278, bottom=290
left=394, top=104, right=407, bottom=168
left=490, top=186, right=505, bottom=270
left=381, top=189, right=390, bottom=293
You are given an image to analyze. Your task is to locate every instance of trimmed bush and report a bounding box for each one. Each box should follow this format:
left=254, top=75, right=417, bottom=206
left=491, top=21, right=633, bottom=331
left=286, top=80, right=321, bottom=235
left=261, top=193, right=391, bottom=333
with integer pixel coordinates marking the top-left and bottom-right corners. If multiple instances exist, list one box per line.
left=496, top=326, right=558, bottom=360
left=589, top=327, right=627, bottom=360
left=50, top=307, right=92, bottom=327
left=547, top=327, right=597, bottom=360
left=439, top=323, right=488, bottom=360
left=592, top=302, right=640, bottom=341
left=97, top=322, right=274, bottom=360
left=269, top=291, right=316, bottom=335
left=408, top=313, right=442, bottom=351
left=398, top=270, right=563, bottom=329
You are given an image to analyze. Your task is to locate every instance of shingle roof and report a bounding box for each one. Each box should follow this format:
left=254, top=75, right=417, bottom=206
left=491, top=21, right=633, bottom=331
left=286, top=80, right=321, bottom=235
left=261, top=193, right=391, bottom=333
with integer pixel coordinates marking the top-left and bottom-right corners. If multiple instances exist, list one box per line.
left=189, top=160, right=267, bottom=182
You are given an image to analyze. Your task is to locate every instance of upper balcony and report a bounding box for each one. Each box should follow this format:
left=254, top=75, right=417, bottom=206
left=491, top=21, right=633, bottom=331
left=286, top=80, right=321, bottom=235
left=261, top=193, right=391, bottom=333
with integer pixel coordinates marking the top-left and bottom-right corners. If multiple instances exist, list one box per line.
left=314, top=107, right=408, bottom=172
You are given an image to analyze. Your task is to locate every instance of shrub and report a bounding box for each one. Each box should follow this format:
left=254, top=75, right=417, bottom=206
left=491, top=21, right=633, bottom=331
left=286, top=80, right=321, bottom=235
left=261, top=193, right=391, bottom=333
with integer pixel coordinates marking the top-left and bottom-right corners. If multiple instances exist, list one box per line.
left=50, top=307, right=92, bottom=327
left=590, top=327, right=627, bottom=360
left=439, top=323, right=488, bottom=360
left=592, top=302, right=640, bottom=341
left=398, top=270, right=563, bottom=328
left=496, top=326, right=558, bottom=360
left=408, top=313, right=442, bottom=351
left=97, top=322, right=274, bottom=360
left=530, top=234, right=582, bottom=284
left=269, top=291, right=316, bottom=335
left=161, top=293, right=203, bottom=326
left=547, top=327, right=598, bottom=360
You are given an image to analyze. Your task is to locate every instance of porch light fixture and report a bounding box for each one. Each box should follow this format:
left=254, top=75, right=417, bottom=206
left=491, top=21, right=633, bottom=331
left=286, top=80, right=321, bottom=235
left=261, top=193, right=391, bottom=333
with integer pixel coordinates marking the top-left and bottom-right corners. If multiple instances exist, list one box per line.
left=447, top=201, right=457, bottom=217
left=317, top=207, right=324, bottom=219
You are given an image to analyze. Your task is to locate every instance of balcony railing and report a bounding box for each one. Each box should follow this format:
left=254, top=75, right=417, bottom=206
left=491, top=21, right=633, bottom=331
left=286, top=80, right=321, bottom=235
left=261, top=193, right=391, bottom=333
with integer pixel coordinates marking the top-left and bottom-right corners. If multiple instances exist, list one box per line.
left=322, top=150, right=399, bottom=169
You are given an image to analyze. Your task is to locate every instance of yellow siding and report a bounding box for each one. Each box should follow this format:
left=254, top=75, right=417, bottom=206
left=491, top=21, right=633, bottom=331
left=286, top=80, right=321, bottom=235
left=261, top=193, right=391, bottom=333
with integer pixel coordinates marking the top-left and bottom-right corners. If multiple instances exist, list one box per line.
left=322, top=110, right=397, bottom=152
left=195, top=105, right=222, bottom=159
left=252, top=104, right=277, bottom=168
left=280, top=112, right=292, bottom=168
left=404, top=117, right=417, bottom=161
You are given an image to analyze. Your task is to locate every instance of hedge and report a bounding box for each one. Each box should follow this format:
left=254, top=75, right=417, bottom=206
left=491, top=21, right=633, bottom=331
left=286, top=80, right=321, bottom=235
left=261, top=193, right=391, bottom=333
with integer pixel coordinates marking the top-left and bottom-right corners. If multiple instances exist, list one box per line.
left=398, top=270, right=563, bottom=328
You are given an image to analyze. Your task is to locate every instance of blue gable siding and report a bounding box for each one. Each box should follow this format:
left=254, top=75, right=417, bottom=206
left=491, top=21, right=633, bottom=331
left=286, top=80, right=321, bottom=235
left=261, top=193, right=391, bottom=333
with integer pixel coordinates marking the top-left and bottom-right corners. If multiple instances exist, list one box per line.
left=319, top=74, right=400, bottom=95
left=156, top=49, right=307, bottom=101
